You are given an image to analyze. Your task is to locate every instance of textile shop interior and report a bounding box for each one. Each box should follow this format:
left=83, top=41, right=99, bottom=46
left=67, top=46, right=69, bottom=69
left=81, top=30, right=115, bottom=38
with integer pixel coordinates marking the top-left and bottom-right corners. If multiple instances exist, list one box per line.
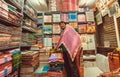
left=0, top=0, right=120, bottom=77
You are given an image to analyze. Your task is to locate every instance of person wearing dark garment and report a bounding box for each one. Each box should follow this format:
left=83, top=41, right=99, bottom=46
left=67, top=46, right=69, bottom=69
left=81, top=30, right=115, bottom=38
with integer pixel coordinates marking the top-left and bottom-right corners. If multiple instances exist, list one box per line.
left=55, top=21, right=82, bottom=77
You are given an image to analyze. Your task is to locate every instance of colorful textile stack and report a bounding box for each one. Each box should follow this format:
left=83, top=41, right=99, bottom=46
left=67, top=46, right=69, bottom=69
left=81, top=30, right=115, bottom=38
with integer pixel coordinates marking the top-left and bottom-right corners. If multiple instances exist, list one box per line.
left=78, top=14, right=86, bottom=22
left=0, top=0, right=8, bottom=19
left=68, top=13, right=77, bottom=22
left=44, top=15, right=52, bottom=23
left=52, top=35, right=60, bottom=47
left=7, top=71, right=18, bottom=77
left=52, top=24, right=61, bottom=34
left=0, top=61, right=12, bottom=77
left=61, top=13, right=69, bottom=22
left=87, top=24, right=96, bottom=33
left=20, top=51, right=39, bottom=77
left=0, top=49, right=21, bottom=77
left=0, top=53, right=12, bottom=65
left=78, top=24, right=87, bottom=33
left=34, top=49, right=50, bottom=77
left=48, top=53, right=64, bottom=73
left=43, top=38, right=52, bottom=47
left=7, top=48, right=21, bottom=71
left=53, top=14, right=61, bottom=22
left=49, top=0, right=57, bottom=11
left=43, top=24, right=52, bottom=34
left=61, top=0, right=78, bottom=11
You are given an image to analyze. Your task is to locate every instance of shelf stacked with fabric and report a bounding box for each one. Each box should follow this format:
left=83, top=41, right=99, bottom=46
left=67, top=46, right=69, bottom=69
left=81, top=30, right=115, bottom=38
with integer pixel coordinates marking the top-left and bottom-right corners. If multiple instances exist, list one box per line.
left=20, top=51, right=39, bottom=77
left=7, top=49, right=21, bottom=71
left=0, top=52, right=12, bottom=77
left=48, top=53, right=64, bottom=77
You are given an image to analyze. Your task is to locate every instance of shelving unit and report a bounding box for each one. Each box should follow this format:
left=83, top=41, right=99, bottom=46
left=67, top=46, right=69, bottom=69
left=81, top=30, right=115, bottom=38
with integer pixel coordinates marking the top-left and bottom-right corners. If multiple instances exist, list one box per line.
left=0, top=0, right=23, bottom=77
left=22, top=26, right=36, bottom=33
left=77, top=11, right=96, bottom=60
left=19, top=0, right=40, bottom=77
left=0, top=16, right=21, bottom=27
left=37, top=10, right=96, bottom=63
left=21, top=0, right=37, bottom=47
left=4, top=0, right=23, bottom=11
left=23, top=11, right=36, bottom=21
left=37, top=11, right=96, bottom=51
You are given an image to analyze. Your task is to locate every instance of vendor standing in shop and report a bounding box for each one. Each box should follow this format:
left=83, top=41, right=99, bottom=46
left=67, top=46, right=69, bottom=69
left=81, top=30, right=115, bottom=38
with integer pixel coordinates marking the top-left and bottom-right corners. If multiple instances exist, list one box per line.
left=55, top=21, right=82, bottom=77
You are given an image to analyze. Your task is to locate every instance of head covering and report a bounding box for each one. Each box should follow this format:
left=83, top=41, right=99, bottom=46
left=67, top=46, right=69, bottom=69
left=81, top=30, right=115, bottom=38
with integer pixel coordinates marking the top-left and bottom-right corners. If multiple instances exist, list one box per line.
left=56, top=26, right=81, bottom=61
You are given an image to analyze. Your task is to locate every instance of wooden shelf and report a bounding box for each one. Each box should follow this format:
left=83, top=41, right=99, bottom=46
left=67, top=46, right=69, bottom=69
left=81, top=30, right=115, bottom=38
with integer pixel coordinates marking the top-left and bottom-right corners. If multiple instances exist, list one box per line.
left=79, top=32, right=95, bottom=34
left=20, top=45, right=32, bottom=47
left=78, top=22, right=87, bottom=24
left=97, top=46, right=116, bottom=49
left=44, top=34, right=52, bottom=35
left=52, top=34, right=61, bottom=35
left=78, top=12, right=85, bottom=14
left=22, top=26, right=37, bottom=33
left=44, top=22, right=52, bottom=24
left=61, top=11, right=78, bottom=13
left=24, top=11, right=36, bottom=22
left=52, top=22, right=61, bottom=23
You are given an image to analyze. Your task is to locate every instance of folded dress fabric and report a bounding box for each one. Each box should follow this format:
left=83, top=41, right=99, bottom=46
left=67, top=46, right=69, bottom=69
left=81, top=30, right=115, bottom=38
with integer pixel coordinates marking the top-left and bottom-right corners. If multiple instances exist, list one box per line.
left=0, top=54, right=12, bottom=65
left=49, top=53, right=64, bottom=63
left=0, top=62, right=12, bottom=77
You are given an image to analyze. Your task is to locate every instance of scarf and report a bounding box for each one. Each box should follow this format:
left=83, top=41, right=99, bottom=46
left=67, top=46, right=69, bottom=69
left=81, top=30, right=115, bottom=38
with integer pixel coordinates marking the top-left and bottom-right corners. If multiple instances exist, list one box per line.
left=56, top=26, right=81, bottom=61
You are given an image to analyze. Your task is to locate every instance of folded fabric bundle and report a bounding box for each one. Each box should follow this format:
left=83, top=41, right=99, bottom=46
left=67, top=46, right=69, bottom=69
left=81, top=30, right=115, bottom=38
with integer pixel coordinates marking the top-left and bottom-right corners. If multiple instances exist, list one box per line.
left=49, top=67, right=62, bottom=72
left=34, top=65, right=49, bottom=74
left=7, top=71, right=18, bottom=77
left=0, top=53, right=12, bottom=65
left=49, top=62, right=64, bottom=72
left=0, top=62, right=12, bottom=77
left=7, top=48, right=20, bottom=55
left=6, top=49, right=21, bottom=71
left=49, top=62, right=64, bottom=66
left=49, top=53, right=64, bottom=63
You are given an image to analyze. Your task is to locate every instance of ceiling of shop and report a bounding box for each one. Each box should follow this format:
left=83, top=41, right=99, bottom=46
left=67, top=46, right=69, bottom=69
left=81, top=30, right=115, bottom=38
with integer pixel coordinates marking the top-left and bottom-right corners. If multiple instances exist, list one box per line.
left=28, top=0, right=49, bottom=12
left=28, top=0, right=96, bottom=12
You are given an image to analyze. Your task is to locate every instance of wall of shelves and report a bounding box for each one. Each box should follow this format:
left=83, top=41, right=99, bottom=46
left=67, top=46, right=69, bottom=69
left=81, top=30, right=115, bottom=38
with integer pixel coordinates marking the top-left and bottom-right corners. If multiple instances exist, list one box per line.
left=38, top=10, right=96, bottom=58
left=0, top=0, right=39, bottom=76
left=0, top=0, right=22, bottom=50
left=21, top=0, right=38, bottom=47
left=0, top=0, right=23, bottom=77
left=19, top=0, right=39, bottom=77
